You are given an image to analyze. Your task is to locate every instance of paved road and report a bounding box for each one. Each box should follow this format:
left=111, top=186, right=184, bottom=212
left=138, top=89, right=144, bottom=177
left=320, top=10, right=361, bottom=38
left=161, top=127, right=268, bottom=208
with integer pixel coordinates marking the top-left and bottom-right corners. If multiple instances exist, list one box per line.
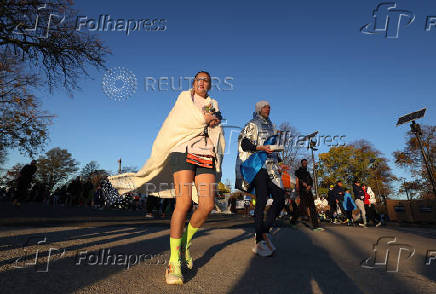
left=1, top=203, right=436, bottom=294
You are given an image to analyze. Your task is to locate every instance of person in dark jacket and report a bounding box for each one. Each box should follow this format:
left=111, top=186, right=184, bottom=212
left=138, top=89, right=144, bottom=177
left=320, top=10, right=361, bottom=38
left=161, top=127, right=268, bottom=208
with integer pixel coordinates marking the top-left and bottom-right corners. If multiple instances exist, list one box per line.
left=327, top=185, right=337, bottom=223
left=236, top=100, right=285, bottom=256
left=93, top=186, right=104, bottom=208
left=353, top=180, right=365, bottom=200
left=353, top=179, right=367, bottom=227
left=333, top=180, right=345, bottom=202
left=329, top=180, right=345, bottom=222
left=295, top=159, right=324, bottom=231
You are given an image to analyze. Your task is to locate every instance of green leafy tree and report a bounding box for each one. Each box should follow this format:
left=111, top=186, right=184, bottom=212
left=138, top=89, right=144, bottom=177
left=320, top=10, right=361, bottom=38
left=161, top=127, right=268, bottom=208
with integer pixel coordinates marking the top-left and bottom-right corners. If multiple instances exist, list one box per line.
left=0, top=163, right=23, bottom=190
left=217, top=182, right=231, bottom=194
left=80, top=161, right=100, bottom=179
left=393, top=125, right=435, bottom=198
left=1, top=0, right=110, bottom=163
left=89, top=169, right=109, bottom=188
left=318, top=140, right=395, bottom=199
left=397, top=177, right=421, bottom=200
left=35, top=147, right=79, bottom=192
left=0, top=55, right=53, bottom=159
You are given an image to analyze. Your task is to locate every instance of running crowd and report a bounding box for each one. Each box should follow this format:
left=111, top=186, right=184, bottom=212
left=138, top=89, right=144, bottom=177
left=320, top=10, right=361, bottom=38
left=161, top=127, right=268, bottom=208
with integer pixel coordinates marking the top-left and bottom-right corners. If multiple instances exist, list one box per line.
left=326, top=179, right=382, bottom=228
left=282, top=176, right=383, bottom=231
left=103, top=71, right=385, bottom=285
left=4, top=70, right=386, bottom=287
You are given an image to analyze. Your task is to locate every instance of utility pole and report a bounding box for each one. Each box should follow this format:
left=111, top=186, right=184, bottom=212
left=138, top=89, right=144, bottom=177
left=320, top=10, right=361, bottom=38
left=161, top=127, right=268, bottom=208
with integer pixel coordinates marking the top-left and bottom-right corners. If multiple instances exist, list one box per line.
left=309, top=139, right=319, bottom=198
left=118, top=158, right=122, bottom=174
left=402, top=178, right=415, bottom=222
left=301, top=131, right=319, bottom=198
left=403, top=179, right=410, bottom=201
left=370, top=159, right=382, bottom=201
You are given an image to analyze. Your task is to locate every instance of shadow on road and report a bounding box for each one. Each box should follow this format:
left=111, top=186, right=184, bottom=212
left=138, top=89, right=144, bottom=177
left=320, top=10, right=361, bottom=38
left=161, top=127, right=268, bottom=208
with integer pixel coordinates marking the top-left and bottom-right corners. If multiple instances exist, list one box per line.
left=183, top=229, right=253, bottom=283
left=228, top=227, right=367, bottom=294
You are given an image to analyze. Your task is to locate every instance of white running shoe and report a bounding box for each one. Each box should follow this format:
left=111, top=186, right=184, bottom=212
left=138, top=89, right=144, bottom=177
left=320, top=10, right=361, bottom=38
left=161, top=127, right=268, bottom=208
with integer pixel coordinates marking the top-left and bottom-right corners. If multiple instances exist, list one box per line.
left=376, top=222, right=382, bottom=227
left=263, top=233, right=276, bottom=252
left=165, top=261, right=183, bottom=285
left=252, top=241, right=273, bottom=257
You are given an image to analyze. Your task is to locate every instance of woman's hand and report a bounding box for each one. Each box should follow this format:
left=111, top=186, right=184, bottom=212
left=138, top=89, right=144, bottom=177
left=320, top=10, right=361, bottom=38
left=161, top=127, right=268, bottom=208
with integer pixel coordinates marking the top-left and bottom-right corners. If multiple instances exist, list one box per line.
left=204, top=112, right=221, bottom=127
left=256, top=145, right=273, bottom=153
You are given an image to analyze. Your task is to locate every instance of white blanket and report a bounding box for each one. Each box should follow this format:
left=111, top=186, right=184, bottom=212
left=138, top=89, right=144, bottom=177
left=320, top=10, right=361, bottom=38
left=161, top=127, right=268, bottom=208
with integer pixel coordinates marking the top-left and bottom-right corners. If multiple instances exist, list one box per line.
left=108, top=90, right=225, bottom=203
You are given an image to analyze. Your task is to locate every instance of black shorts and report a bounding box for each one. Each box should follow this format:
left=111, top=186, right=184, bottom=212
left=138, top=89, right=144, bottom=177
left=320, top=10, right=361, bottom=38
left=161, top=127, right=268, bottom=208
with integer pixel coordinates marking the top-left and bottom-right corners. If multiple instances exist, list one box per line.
left=300, top=190, right=315, bottom=207
left=168, top=152, right=216, bottom=176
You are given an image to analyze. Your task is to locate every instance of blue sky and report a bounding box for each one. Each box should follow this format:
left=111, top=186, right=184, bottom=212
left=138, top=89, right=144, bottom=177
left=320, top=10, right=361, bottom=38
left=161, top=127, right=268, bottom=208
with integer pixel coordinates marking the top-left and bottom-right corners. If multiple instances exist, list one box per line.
left=4, top=0, right=436, bottom=196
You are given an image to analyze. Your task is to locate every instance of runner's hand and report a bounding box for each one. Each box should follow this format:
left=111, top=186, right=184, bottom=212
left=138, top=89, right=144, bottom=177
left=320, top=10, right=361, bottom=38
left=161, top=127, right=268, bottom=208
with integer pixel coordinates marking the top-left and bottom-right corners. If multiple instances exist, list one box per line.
left=256, top=145, right=273, bottom=153
left=204, top=112, right=221, bottom=127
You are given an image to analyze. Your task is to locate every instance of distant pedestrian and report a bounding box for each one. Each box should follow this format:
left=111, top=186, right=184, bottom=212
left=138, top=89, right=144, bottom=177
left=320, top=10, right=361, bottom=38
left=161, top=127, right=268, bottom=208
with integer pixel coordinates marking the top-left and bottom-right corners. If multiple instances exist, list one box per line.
left=145, top=195, right=160, bottom=218
left=342, top=190, right=357, bottom=226
left=353, top=179, right=367, bottom=228
left=362, top=184, right=382, bottom=227
left=327, top=185, right=336, bottom=222
left=295, top=159, right=324, bottom=231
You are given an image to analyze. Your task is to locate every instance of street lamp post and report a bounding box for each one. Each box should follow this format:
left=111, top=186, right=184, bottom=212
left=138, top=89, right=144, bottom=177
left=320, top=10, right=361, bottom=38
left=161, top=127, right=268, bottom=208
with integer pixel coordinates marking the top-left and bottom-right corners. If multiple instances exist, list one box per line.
left=370, top=159, right=382, bottom=200
left=309, top=139, right=319, bottom=199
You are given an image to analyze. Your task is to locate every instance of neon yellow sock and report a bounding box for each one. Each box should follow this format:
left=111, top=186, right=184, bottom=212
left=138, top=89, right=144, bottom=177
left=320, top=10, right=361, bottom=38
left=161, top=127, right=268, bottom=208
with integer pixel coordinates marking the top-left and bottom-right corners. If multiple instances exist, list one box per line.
left=181, top=223, right=199, bottom=260
left=169, top=237, right=182, bottom=263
